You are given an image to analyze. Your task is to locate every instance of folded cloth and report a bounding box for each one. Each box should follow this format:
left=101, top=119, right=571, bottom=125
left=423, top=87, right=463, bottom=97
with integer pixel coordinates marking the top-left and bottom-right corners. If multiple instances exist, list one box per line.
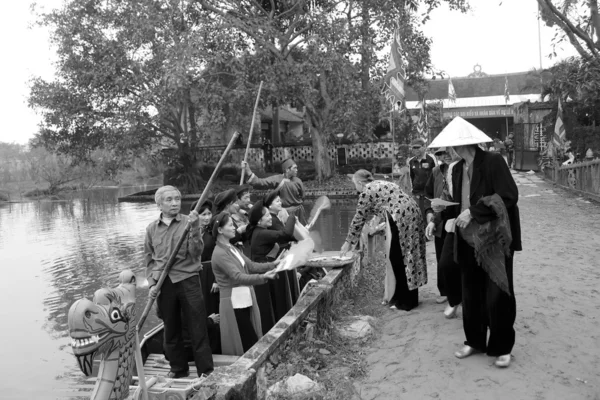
left=231, top=286, right=253, bottom=309
left=459, top=193, right=512, bottom=295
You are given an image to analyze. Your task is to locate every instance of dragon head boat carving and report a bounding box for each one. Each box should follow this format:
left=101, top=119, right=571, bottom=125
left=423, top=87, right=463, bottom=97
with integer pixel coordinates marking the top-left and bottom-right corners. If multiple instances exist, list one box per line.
left=68, top=270, right=137, bottom=400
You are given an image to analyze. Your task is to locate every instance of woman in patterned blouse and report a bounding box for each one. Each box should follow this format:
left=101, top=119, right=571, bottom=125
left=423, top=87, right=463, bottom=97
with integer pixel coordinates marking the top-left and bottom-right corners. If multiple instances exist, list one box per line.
left=341, top=170, right=428, bottom=311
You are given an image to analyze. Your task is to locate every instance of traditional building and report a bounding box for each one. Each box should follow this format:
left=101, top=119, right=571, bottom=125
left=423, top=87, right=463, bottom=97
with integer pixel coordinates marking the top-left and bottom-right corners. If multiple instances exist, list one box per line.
left=405, top=64, right=543, bottom=141
left=405, top=65, right=550, bottom=170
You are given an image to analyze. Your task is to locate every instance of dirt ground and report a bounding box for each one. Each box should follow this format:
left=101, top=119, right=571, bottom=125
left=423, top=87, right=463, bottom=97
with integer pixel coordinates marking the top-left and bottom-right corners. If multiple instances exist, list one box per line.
left=354, top=171, right=600, bottom=400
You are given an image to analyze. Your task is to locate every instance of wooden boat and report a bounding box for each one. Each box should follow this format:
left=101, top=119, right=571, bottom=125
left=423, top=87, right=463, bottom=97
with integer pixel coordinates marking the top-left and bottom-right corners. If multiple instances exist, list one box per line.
left=67, top=270, right=238, bottom=400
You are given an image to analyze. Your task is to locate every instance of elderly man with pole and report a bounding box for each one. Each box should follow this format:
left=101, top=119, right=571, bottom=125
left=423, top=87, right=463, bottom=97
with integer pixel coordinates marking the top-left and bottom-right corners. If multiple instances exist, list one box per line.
left=428, top=117, right=521, bottom=369
left=145, top=185, right=213, bottom=378
left=139, top=131, right=242, bottom=381
left=241, top=159, right=307, bottom=225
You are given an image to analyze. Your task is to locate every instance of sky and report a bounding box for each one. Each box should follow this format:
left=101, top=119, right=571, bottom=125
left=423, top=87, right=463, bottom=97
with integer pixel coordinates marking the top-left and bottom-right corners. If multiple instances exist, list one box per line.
left=0, top=0, right=578, bottom=145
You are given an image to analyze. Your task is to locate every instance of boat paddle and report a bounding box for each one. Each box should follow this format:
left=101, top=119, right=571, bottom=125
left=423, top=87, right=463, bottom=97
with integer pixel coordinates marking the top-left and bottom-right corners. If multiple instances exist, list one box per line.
left=240, top=81, right=263, bottom=184
left=305, top=195, right=331, bottom=230
left=137, top=130, right=241, bottom=332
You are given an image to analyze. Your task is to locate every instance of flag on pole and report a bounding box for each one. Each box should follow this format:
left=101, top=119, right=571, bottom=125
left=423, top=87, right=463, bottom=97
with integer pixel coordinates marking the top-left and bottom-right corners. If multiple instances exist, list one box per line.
left=552, top=98, right=566, bottom=147
left=448, top=77, right=457, bottom=103
left=504, top=75, right=510, bottom=102
left=382, top=29, right=406, bottom=107
left=416, top=99, right=428, bottom=143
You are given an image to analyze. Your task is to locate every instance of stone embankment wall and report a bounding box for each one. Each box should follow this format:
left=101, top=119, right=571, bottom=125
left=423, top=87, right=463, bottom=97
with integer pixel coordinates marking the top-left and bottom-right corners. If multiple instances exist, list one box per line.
left=191, top=252, right=365, bottom=400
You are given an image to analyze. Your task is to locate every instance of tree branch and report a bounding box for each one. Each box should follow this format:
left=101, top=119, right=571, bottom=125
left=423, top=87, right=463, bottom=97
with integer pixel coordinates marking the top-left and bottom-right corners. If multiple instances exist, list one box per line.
left=248, top=0, right=269, bottom=17
left=319, top=70, right=332, bottom=110
left=545, top=4, right=595, bottom=61
left=196, top=0, right=283, bottom=57
left=277, top=0, right=305, bottom=21
left=539, top=0, right=600, bottom=58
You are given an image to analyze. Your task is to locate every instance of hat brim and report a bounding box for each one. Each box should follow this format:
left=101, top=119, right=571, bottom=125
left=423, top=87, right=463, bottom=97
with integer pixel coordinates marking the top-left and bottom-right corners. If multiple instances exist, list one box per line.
left=428, top=117, right=492, bottom=148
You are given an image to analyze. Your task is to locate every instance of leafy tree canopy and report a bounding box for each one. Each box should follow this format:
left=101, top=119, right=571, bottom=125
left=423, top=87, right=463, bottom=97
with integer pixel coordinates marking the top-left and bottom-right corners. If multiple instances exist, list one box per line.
left=30, top=0, right=469, bottom=182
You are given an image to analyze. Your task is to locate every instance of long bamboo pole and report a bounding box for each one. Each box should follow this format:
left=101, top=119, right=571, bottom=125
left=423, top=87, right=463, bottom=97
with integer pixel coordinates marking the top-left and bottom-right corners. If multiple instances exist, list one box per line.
left=137, top=130, right=241, bottom=331
left=240, top=81, right=264, bottom=184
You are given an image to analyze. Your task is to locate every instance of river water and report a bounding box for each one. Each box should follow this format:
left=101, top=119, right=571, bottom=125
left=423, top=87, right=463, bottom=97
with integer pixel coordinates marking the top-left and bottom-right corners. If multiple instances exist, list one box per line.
left=0, top=186, right=356, bottom=399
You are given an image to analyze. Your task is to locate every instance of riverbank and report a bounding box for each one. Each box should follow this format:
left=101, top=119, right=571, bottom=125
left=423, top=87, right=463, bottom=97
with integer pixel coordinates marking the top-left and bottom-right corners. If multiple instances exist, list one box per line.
left=0, top=175, right=163, bottom=202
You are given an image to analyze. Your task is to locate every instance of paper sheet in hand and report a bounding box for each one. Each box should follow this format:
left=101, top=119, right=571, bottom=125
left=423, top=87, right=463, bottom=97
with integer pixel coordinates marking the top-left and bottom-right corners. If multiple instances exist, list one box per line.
left=430, top=198, right=459, bottom=207
left=274, top=238, right=314, bottom=272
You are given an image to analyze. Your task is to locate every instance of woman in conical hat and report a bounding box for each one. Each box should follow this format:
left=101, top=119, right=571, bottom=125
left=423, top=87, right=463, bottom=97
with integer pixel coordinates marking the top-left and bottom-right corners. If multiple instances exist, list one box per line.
left=428, top=116, right=522, bottom=368
left=341, top=169, right=428, bottom=311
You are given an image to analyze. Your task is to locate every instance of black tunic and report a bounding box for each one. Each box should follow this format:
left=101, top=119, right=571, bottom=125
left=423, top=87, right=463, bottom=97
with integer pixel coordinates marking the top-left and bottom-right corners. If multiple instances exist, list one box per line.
left=250, top=215, right=296, bottom=333
left=200, top=230, right=221, bottom=354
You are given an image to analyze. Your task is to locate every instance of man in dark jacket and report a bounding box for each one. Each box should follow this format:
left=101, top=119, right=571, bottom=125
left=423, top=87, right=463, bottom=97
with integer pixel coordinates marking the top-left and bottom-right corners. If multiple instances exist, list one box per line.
left=429, top=117, right=521, bottom=369
left=408, top=138, right=436, bottom=224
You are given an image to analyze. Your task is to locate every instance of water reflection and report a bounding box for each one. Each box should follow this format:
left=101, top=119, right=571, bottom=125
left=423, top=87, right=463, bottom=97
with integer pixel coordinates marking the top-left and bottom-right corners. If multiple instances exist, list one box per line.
left=0, top=187, right=356, bottom=399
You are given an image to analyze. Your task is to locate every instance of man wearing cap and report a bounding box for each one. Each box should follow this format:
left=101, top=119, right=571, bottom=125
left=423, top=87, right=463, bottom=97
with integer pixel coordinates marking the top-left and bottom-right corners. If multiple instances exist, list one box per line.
left=407, top=138, right=437, bottom=223
left=241, top=159, right=306, bottom=224
left=428, top=117, right=521, bottom=369
left=145, top=185, right=214, bottom=378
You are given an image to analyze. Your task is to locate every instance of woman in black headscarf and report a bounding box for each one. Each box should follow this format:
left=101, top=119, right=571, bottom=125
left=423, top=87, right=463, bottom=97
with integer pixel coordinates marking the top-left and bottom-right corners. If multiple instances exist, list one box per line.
left=190, top=199, right=221, bottom=354
left=263, top=190, right=302, bottom=304
left=247, top=200, right=297, bottom=332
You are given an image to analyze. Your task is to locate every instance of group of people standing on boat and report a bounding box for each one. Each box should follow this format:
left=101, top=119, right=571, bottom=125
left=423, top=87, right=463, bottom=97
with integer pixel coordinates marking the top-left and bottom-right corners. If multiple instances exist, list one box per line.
left=144, top=158, right=317, bottom=378
left=340, top=117, right=521, bottom=369
left=143, top=116, right=521, bottom=380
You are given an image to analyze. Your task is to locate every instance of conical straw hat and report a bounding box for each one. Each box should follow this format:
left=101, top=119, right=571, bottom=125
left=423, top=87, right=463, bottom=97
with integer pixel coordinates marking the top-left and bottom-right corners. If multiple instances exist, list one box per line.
left=428, top=117, right=492, bottom=148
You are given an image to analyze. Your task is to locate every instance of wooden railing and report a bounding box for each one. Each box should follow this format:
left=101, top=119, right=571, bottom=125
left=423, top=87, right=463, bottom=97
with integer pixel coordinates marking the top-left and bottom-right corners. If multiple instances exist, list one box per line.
left=545, top=159, right=600, bottom=201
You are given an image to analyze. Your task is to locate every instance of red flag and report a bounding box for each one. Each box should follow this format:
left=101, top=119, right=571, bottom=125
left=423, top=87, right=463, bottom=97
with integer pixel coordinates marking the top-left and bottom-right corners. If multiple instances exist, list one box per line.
left=382, top=30, right=406, bottom=107
left=504, top=75, right=510, bottom=102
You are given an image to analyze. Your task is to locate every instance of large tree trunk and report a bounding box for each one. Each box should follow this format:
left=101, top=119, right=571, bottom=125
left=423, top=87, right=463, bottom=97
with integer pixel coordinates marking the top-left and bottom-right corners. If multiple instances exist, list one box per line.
left=360, top=3, right=371, bottom=91
left=272, top=100, right=281, bottom=144
left=306, top=112, right=331, bottom=181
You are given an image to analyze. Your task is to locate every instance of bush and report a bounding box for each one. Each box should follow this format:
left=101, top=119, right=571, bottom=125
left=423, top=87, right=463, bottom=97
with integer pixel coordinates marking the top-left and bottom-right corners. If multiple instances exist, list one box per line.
left=0, top=191, right=9, bottom=201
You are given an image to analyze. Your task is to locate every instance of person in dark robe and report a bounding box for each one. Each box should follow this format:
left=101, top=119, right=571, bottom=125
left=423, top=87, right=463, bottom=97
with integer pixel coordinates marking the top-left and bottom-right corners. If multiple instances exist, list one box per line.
left=424, top=147, right=463, bottom=318
left=241, top=158, right=307, bottom=224
left=340, top=170, right=428, bottom=311
left=190, top=199, right=221, bottom=354
left=210, top=212, right=279, bottom=355
left=263, top=190, right=302, bottom=305
left=429, top=117, right=521, bottom=368
left=246, top=199, right=297, bottom=332
left=234, top=185, right=252, bottom=226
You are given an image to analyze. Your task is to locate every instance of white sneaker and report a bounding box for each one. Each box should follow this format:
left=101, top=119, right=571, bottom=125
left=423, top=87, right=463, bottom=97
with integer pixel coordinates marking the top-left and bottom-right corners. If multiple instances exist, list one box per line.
left=495, top=354, right=511, bottom=368
left=444, top=305, right=458, bottom=319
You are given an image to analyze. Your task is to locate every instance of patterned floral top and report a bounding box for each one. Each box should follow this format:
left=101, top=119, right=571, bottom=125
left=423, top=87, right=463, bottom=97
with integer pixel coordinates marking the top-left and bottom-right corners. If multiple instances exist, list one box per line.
left=345, top=180, right=428, bottom=290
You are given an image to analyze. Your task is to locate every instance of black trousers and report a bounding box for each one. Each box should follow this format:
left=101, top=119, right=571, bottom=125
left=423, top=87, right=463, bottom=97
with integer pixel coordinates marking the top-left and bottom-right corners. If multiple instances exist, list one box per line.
left=388, top=215, right=419, bottom=310
left=234, top=307, right=259, bottom=352
left=438, top=233, right=463, bottom=307
left=434, top=231, right=447, bottom=297
left=158, top=276, right=214, bottom=375
left=458, top=238, right=517, bottom=356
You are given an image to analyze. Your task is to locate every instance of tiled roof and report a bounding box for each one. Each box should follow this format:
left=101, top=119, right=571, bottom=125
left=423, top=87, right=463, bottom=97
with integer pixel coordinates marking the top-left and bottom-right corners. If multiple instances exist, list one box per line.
left=405, top=71, right=543, bottom=101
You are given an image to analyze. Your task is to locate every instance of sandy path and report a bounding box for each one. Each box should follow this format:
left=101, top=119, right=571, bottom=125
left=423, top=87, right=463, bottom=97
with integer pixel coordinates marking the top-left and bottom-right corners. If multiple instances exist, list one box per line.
left=355, top=171, right=600, bottom=400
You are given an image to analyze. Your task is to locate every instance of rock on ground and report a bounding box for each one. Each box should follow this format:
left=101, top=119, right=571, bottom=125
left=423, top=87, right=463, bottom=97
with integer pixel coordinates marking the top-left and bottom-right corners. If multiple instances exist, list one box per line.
left=334, top=315, right=376, bottom=340
left=266, top=373, right=324, bottom=400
